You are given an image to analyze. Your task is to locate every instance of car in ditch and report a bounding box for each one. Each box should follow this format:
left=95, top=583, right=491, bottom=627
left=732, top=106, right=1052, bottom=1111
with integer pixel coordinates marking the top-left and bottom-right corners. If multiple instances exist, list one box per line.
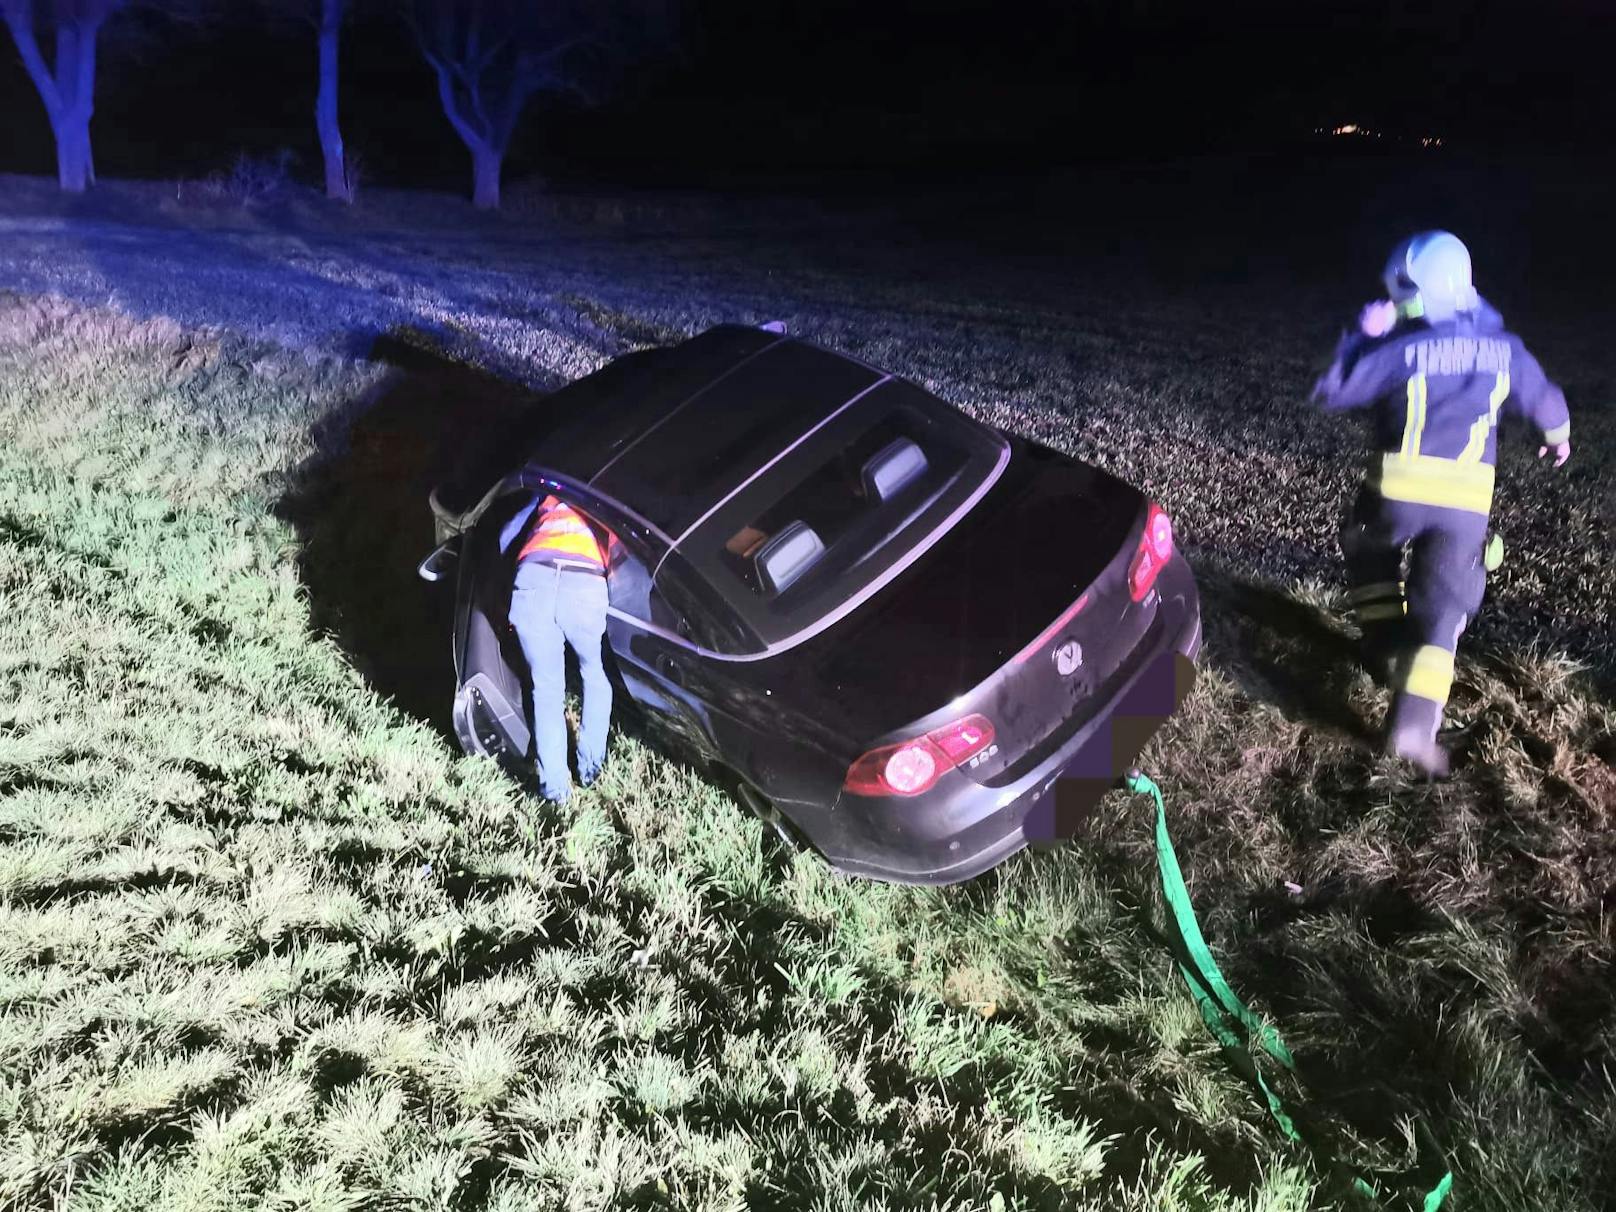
left=420, top=323, right=1200, bottom=885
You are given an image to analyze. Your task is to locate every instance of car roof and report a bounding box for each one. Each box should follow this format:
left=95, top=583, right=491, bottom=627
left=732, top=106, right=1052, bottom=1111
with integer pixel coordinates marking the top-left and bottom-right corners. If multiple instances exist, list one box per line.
left=534, top=326, right=888, bottom=540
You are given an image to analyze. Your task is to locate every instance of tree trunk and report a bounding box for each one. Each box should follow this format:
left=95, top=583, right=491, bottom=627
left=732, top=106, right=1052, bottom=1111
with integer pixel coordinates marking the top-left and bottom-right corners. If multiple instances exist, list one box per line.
left=316, top=1, right=350, bottom=202
left=5, top=9, right=99, bottom=193
left=52, top=16, right=100, bottom=193
left=471, top=142, right=503, bottom=210
left=52, top=111, right=92, bottom=193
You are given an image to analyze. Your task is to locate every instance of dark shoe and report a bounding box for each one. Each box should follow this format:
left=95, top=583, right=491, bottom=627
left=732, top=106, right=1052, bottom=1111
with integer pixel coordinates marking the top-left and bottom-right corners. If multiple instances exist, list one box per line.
left=1363, top=639, right=1402, bottom=688
left=1362, top=644, right=1397, bottom=687
left=1357, top=620, right=1407, bottom=688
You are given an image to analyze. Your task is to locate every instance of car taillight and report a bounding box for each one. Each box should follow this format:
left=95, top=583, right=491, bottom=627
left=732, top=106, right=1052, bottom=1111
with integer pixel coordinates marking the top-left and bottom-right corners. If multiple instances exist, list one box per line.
left=843, top=713, right=997, bottom=798
left=1128, top=503, right=1174, bottom=602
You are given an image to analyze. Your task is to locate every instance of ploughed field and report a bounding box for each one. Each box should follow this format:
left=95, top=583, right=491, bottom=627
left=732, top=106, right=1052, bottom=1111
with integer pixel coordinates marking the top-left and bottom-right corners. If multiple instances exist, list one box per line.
left=0, top=164, right=1612, bottom=1210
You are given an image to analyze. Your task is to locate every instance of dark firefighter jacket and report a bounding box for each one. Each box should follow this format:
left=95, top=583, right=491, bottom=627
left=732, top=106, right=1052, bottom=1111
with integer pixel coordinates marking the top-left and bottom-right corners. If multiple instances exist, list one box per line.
left=1311, top=302, right=1571, bottom=516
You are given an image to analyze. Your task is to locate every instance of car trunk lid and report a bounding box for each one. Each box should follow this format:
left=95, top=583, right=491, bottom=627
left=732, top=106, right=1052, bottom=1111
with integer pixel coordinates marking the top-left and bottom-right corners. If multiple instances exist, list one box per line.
left=966, top=515, right=1160, bottom=786
left=815, top=442, right=1155, bottom=768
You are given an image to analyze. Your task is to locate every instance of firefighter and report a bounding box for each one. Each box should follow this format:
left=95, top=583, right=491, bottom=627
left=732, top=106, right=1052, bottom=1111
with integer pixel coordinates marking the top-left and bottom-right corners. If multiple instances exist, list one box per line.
left=499, top=492, right=619, bottom=802
left=1311, top=231, right=1572, bottom=777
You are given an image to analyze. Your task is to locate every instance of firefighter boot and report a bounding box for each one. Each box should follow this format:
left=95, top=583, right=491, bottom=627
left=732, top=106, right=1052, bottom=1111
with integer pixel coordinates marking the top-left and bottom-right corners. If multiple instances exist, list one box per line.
left=1343, top=576, right=1408, bottom=686
left=1358, top=619, right=1405, bottom=688
left=1340, top=491, right=1408, bottom=688
left=1384, top=690, right=1450, bottom=780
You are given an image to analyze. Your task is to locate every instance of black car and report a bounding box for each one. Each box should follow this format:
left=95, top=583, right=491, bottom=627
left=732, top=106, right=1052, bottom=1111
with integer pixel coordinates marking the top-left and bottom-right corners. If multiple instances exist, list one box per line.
left=421, top=324, right=1200, bottom=885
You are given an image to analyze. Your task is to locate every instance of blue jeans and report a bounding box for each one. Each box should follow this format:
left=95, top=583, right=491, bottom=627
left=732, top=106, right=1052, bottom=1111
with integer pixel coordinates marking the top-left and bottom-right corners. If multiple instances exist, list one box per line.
left=509, top=562, right=611, bottom=802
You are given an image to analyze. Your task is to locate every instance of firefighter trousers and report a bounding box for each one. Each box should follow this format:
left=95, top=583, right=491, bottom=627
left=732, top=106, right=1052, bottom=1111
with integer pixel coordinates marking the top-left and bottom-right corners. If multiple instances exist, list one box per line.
left=1338, top=487, right=1488, bottom=748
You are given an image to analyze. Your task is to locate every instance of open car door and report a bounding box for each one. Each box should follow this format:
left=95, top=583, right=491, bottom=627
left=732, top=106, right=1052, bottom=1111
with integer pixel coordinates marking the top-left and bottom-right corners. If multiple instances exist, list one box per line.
left=449, top=491, right=533, bottom=765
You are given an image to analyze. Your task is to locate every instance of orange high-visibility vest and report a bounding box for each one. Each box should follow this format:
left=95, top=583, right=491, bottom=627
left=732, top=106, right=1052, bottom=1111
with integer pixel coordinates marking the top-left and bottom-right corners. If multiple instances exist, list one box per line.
left=517, top=496, right=613, bottom=571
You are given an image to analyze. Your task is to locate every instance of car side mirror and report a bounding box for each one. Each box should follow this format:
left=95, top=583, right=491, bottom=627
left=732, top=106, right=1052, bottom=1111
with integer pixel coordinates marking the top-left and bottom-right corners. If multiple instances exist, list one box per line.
left=417, top=537, right=461, bottom=583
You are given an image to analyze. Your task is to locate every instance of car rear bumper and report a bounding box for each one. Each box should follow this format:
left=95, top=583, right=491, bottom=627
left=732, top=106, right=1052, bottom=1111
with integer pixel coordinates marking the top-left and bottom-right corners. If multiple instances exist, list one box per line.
left=819, top=559, right=1200, bottom=885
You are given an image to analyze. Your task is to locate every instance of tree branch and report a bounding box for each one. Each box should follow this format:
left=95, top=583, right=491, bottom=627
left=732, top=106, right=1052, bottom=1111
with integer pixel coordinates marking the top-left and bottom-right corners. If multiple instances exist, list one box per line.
left=2, top=0, right=66, bottom=118
left=469, top=30, right=508, bottom=73
left=55, top=18, right=79, bottom=113
left=424, top=50, right=484, bottom=152
left=491, top=64, right=525, bottom=149
left=72, top=4, right=98, bottom=119
left=514, top=35, right=593, bottom=106
left=466, top=68, right=495, bottom=141
left=441, top=44, right=491, bottom=141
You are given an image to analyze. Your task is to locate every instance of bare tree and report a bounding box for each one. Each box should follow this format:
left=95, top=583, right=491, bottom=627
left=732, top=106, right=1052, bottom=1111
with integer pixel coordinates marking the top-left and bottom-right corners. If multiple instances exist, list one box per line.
left=2, top=0, right=207, bottom=192
left=314, top=0, right=351, bottom=200
left=1, top=0, right=127, bottom=191
left=259, top=0, right=358, bottom=201
left=404, top=0, right=672, bottom=210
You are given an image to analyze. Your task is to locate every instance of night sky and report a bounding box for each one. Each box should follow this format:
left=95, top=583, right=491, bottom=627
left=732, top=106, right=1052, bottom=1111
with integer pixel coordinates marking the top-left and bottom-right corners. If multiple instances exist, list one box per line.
left=0, top=0, right=1611, bottom=188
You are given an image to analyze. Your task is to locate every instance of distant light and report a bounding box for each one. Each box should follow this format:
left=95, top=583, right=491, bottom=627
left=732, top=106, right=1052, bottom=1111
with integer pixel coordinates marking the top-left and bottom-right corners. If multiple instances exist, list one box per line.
left=1317, top=123, right=1442, bottom=148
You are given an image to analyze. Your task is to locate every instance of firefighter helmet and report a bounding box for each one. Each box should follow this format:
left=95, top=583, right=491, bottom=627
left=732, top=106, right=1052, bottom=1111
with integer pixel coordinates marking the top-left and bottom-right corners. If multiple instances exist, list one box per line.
left=1383, top=231, right=1479, bottom=322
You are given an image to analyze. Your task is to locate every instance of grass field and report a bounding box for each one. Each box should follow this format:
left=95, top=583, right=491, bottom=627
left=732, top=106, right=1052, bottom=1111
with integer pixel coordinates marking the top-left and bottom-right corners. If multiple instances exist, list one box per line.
left=1, top=164, right=1613, bottom=1210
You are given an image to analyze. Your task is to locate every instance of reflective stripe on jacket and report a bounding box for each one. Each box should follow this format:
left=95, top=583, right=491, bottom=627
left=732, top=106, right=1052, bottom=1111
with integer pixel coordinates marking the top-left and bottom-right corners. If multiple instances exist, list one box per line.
left=1311, top=303, right=1571, bottom=516
left=517, top=496, right=611, bottom=571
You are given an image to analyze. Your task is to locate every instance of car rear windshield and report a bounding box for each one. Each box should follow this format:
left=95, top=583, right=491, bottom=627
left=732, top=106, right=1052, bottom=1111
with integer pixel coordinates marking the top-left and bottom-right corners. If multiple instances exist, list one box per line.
left=673, top=379, right=1008, bottom=652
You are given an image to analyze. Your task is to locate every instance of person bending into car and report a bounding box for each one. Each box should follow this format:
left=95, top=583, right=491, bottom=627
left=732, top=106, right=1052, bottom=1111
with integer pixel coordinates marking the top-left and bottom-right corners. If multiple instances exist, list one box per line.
left=499, top=493, right=620, bottom=802
left=1311, top=230, right=1571, bottom=779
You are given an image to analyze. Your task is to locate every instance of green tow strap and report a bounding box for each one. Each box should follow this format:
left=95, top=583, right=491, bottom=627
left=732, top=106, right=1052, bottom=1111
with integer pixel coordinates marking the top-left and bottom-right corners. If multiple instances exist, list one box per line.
left=1125, top=771, right=1454, bottom=1212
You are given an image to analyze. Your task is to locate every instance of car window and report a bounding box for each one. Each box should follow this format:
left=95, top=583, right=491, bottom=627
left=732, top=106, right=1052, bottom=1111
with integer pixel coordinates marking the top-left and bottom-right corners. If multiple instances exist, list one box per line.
left=716, top=410, right=963, bottom=594
left=677, top=380, right=1008, bottom=652
left=654, top=555, right=758, bottom=653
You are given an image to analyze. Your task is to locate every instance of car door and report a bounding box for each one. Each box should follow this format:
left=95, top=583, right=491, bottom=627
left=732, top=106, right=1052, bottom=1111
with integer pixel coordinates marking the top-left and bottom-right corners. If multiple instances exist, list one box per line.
left=450, top=488, right=536, bottom=765
left=596, top=526, right=728, bottom=763
left=452, top=476, right=720, bottom=766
